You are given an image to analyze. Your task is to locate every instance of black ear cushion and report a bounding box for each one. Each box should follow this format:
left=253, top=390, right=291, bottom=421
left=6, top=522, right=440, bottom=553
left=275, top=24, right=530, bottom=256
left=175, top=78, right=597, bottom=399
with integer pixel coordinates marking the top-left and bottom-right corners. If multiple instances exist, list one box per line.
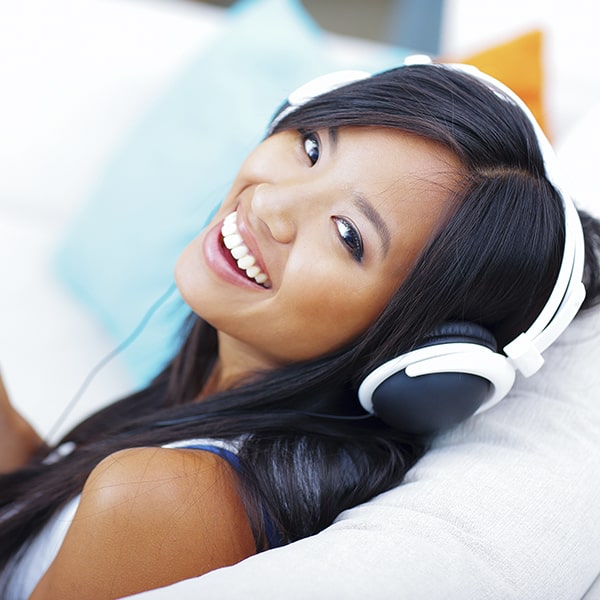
left=370, top=322, right=496, bottom=435
left=371, top=371, right=490, bottom=435
left=421, top=321, right=497, bottom=351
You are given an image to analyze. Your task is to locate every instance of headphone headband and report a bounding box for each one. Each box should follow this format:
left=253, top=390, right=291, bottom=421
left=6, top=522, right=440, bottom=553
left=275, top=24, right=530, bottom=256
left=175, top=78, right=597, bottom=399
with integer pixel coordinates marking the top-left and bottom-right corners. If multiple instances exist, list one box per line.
left=446, top=63, right=586, bottom=376
left=268, top=70, right=371, bottom=134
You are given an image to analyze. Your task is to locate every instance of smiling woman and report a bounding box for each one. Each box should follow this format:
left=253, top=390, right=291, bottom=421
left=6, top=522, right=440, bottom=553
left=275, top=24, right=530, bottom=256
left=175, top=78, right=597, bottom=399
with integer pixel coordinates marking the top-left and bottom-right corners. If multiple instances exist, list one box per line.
left=1, top=63, right=600, bottom=599
left=176, top=126, right=461, bottom=371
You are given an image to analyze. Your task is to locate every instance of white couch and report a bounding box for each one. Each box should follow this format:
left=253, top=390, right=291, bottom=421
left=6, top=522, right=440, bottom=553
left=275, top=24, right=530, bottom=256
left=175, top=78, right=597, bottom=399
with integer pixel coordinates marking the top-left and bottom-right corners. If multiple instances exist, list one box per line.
left=1, top=1, right=599, bottom=598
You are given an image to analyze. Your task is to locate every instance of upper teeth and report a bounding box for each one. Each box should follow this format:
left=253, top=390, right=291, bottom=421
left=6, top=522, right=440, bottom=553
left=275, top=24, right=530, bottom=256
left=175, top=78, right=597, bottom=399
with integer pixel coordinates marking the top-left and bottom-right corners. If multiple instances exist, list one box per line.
left=221, top=212, right=271, bottom=287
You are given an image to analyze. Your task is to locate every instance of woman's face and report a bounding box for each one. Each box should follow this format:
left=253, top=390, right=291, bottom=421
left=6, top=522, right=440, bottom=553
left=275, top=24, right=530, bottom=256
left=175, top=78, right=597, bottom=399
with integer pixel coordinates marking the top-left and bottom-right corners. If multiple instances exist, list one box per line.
left=176, top=126, right=460, bottom=373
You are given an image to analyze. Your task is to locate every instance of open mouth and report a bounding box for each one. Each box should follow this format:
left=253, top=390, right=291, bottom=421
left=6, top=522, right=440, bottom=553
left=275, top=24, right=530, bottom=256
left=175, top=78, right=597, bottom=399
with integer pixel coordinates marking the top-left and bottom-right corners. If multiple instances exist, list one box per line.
left=220, top=211, right=271, bottom=288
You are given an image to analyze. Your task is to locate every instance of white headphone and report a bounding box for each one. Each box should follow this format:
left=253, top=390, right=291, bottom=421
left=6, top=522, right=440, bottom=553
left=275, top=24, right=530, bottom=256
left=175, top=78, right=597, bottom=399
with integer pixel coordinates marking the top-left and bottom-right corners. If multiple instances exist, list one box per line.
left=269, top=58, right=586, bottom=434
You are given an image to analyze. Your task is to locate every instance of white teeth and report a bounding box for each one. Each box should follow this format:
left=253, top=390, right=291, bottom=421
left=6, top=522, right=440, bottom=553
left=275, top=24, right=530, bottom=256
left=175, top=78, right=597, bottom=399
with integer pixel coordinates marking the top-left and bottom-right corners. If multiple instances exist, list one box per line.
left=223, top=233, right=242, bottom=249
left=230, top=245, right=248, bottom=260
left=237, top=255, right=256, bottom=270
left=246, top=265, right=261, bottom=278
left=220, top=211, right=271, bottom=287
left=221, top=220, right=237, bottom=237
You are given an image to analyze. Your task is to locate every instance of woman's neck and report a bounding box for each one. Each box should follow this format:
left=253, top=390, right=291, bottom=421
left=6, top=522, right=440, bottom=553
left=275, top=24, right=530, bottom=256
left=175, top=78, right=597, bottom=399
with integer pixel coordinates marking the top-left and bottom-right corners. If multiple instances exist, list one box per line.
left=197, top=331, right=280, bottom=399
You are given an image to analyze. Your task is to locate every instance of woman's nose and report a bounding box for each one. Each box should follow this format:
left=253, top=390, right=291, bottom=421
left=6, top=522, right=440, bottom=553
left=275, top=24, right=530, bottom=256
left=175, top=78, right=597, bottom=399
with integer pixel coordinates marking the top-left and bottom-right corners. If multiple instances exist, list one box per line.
left=250, top=182, right=303, bottom=244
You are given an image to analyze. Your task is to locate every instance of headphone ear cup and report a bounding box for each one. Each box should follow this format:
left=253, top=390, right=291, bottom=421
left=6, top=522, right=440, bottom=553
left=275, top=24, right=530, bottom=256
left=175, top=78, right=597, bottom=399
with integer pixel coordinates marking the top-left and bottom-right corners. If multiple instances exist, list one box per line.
left=371, top=371, right=491, bottom=435
left=365, top=322, right=498, bottom=435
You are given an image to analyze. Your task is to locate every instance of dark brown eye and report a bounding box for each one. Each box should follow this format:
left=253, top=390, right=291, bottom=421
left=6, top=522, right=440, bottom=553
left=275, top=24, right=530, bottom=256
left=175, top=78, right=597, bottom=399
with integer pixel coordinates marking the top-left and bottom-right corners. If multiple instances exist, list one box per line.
left=333, top=217, right=364, bottom=262
left=302, top=132, right=320, bottom=166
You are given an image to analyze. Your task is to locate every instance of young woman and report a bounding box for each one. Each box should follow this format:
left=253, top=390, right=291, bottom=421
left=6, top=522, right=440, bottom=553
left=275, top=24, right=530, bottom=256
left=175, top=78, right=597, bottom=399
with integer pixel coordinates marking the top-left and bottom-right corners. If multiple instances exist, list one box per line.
left=1, top=63, right=599, bottom=599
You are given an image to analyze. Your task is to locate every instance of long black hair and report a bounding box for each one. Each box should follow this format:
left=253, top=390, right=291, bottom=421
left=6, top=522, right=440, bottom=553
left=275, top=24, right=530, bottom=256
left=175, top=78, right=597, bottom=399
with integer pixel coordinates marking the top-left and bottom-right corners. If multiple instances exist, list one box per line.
left=2, top=64, right=600, bottom=575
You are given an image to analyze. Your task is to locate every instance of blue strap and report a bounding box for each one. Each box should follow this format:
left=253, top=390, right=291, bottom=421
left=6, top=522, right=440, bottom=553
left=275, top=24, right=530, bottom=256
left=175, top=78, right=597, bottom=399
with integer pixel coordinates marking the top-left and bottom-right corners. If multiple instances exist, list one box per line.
left=182, top=443, right=241, bottom=469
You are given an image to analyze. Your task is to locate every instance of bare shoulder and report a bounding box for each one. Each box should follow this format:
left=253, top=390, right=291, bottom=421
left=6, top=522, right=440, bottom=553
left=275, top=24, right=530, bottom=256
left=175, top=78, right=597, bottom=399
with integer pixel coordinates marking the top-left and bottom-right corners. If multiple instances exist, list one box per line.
left=84, top=446, right=239, bottom=508
left=31, top=447, right=256, bottom=600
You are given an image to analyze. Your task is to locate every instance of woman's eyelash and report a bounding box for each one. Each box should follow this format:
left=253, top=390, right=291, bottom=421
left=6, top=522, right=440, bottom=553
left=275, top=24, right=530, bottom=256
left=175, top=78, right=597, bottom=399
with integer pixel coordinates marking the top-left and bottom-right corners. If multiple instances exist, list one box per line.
left=302, top=132, right=320, bottom=166
left=333, top=217, right=364, bottom=262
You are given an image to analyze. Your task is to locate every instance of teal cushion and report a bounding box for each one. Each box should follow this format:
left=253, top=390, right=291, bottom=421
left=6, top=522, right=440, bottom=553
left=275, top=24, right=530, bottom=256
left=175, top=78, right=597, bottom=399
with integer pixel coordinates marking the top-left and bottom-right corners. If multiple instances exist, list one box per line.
left=54, top=0, right=414, bottom=385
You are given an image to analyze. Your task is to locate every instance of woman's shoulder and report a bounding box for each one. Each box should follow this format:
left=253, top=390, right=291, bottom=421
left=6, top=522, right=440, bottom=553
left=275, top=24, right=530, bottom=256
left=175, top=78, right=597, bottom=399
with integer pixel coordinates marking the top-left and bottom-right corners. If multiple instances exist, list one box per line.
left=86, top=445, right=236, bottom=498
left=31, top=446, right=256, bottom=599
left=78, top=446, right=258, bottom=563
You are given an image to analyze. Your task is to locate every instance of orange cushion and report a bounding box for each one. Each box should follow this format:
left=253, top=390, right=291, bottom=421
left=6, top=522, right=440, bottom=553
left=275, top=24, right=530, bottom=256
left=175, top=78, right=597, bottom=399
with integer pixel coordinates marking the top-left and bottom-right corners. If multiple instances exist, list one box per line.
left=447, top=30, right=548, bottom=136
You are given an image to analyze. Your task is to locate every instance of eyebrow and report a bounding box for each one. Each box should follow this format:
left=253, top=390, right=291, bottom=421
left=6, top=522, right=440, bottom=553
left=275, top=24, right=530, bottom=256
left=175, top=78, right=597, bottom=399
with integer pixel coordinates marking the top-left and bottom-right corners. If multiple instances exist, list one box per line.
left=352, top=192, right=392, bottom=256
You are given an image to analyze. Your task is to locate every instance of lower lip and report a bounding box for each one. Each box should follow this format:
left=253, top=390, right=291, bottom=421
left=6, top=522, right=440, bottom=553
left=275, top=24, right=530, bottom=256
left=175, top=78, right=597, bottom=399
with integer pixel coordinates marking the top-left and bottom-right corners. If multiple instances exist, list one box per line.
left=202, top=220, right=265, bottom=290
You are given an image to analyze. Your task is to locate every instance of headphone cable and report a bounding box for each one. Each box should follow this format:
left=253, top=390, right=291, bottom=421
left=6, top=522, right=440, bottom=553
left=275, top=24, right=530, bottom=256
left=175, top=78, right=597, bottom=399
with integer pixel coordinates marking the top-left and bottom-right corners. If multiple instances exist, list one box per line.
left=45, top=282, right=178, bottom=443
